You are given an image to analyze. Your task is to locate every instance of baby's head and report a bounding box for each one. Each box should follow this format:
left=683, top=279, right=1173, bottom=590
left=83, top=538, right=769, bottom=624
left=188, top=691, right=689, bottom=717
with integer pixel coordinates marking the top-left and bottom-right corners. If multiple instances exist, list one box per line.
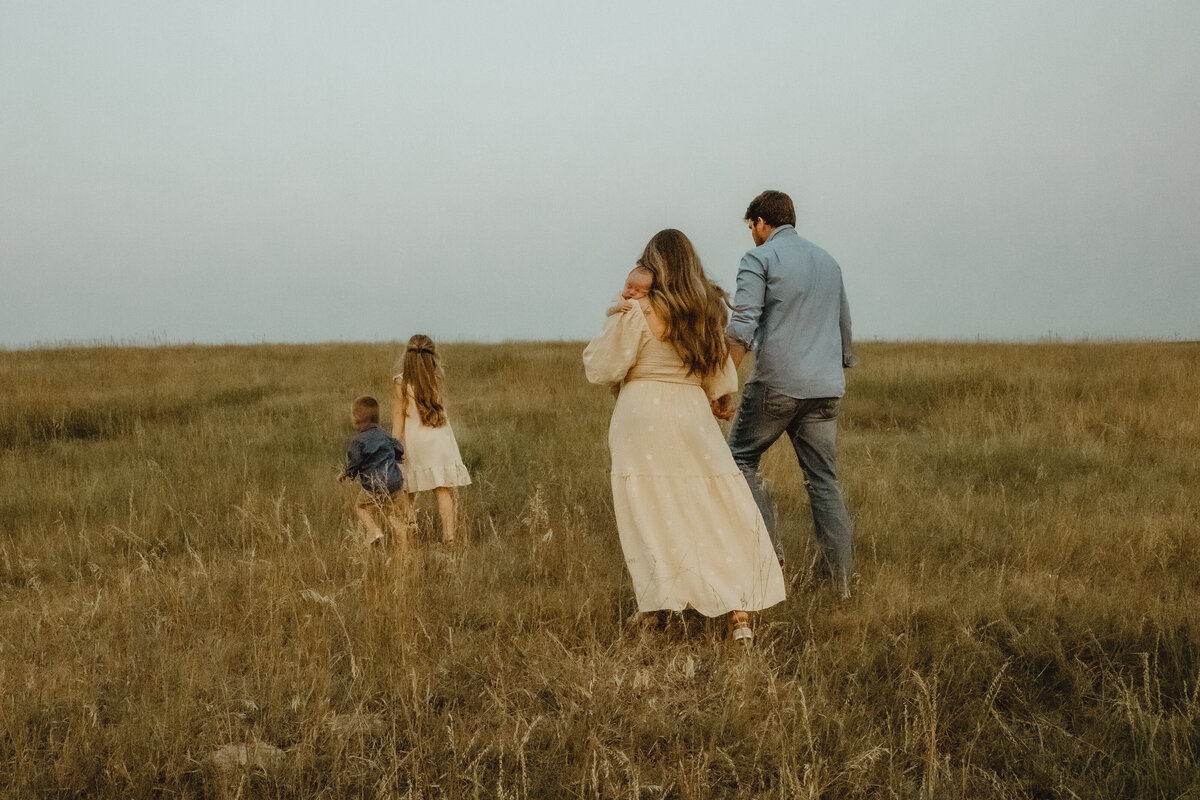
left=351, top=395, right=380, bottom=431
left=621, top=265, right=654, bottom=301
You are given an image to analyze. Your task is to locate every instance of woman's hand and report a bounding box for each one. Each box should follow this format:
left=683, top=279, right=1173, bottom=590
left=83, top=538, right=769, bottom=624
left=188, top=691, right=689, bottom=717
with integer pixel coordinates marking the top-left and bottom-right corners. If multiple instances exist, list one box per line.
left=711, top=394, right=735, bottom=421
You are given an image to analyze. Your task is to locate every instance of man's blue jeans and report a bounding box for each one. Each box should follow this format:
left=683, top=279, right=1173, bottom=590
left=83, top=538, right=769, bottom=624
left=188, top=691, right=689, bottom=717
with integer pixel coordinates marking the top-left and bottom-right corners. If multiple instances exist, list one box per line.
left=728, top=382, right=853, bottom=585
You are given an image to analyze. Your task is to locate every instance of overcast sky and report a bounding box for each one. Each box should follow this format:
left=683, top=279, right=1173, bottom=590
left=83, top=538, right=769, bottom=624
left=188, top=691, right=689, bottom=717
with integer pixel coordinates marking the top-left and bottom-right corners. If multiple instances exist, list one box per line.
left=2, top=1, right=1198, bottom=347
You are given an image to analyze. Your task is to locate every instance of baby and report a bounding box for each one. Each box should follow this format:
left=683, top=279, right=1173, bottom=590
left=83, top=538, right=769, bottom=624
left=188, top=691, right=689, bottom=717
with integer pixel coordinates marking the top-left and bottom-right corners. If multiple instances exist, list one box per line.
left=604, top=265, right=654, bottom=399
left=606, top=265, right=653, bottom=316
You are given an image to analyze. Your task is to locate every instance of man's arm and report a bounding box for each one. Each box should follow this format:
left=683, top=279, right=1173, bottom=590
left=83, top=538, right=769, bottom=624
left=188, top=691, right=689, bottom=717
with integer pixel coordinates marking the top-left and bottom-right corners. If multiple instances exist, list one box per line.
left=726, top=251, right=767, bottom=368
left=839, top=281, right=858, bottom=368
left=728, top=341, right=747, bottom=370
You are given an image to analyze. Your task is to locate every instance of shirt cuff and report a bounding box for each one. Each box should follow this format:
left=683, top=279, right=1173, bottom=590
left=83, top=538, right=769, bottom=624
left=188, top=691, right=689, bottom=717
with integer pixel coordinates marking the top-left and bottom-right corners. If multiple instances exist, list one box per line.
left=725, top=326, right=756, bottom=350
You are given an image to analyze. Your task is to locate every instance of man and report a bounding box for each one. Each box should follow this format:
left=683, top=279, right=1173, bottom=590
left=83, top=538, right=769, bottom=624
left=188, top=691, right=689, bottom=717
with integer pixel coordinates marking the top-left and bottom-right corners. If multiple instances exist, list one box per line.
left=724, top=189, right=857, bottom=593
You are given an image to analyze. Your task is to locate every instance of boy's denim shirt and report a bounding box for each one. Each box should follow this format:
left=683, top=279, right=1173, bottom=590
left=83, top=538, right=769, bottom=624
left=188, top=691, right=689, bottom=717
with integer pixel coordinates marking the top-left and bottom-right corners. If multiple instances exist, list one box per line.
left=344, top=425, right=404, bottom=494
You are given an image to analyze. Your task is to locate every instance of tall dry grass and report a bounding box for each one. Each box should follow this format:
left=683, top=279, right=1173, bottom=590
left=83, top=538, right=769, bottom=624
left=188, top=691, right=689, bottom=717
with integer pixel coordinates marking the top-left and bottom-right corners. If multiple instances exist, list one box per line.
left=0, top=340, right=1197, bottom=798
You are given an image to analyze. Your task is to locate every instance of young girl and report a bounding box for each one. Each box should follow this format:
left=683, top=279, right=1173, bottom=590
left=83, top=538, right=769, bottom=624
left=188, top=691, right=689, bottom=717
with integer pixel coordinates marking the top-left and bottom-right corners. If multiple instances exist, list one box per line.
left=392, top=334, right=471, bottom=544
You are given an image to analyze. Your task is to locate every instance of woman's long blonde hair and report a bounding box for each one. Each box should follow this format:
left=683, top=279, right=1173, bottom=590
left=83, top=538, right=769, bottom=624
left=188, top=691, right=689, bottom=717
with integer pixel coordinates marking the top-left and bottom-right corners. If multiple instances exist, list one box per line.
left=399, top=334, right=446, bottom=428
left=637, top=229, right=731, bottom=378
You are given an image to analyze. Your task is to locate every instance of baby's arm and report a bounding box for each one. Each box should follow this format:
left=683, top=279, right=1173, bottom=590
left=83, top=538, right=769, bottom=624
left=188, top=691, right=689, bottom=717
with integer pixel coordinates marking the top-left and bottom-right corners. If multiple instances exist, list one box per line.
left=605, top=298, right=634, bottom=316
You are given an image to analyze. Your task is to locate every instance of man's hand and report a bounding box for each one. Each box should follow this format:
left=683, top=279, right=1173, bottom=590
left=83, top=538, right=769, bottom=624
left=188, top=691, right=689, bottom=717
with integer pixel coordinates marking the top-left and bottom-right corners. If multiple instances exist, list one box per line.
left=728, top=342, right=747, bottom=370
left=711, top=394, right=735, bottom=421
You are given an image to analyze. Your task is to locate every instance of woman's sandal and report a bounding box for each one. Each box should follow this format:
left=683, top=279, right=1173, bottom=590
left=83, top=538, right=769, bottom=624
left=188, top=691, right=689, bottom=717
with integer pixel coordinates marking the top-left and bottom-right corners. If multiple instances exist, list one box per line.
left=730, top=611, right=753, bottom=648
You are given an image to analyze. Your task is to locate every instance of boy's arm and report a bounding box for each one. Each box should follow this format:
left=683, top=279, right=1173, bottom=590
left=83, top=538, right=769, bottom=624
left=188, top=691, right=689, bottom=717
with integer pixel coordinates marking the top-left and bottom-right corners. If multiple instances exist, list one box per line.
left=343, top=439, right=365, bottom=480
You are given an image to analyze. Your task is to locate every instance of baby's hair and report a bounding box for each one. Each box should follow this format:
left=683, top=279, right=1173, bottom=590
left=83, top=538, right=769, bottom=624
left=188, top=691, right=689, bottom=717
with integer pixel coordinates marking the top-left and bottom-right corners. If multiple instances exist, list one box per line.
left=351, top=395, right=380, bottom=428
left=631, top=264, right=653, bottom=277
left=400, top=334, right=447, bottom=428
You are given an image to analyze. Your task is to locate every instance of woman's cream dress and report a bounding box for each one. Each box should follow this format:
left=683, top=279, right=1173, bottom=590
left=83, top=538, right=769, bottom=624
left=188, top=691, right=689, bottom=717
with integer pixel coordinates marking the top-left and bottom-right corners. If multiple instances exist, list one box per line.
left=583, top=301, right=786, bottom=617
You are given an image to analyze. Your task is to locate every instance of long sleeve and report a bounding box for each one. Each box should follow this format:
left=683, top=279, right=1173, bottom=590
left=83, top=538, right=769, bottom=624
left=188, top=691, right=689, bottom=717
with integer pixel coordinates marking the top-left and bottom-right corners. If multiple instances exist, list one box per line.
left=583, top=305, right=648, bottom=386
left=702, top=355, right=740, bottom=401
left=726, top=252, right=767, bottom=349
left=839, top=282, right=858, bottom=368
left=344, top=438, right=366, bottom=479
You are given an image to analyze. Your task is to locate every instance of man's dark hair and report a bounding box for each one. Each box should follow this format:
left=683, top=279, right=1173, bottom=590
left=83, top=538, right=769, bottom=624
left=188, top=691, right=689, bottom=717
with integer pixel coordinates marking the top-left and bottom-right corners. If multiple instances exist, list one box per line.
left=744, top=190, right=796, bottom=228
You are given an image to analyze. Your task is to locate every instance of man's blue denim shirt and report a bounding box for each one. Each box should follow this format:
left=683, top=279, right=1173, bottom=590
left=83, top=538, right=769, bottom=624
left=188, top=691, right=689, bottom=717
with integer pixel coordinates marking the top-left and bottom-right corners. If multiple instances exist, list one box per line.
left=344, top=425, right=404, bottom=494
left=727, top=225, right=856, bottom=399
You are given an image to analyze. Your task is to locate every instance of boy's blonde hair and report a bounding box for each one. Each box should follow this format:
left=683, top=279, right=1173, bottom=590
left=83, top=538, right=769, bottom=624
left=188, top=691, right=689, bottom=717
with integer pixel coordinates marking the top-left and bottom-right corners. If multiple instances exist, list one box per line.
left=399, top=334, right=446, bottom=428
left=351, top=395, right=380, bottom=428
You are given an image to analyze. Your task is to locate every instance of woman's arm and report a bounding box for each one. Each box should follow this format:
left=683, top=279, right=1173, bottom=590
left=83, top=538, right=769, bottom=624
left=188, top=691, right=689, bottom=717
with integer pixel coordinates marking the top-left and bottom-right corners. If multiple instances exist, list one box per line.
left=583, top=304, right=648, bottom=387
left=703, top=355, right=740, bottom=420
left=702, top=355, right=739, bottom=401
left=710, top=394, right=735, bottom=420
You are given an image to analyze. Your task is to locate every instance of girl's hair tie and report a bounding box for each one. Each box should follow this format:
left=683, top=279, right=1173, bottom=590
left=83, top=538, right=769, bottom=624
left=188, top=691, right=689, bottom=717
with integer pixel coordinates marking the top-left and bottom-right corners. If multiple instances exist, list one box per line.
left=407, top=347, right=434, bottom=355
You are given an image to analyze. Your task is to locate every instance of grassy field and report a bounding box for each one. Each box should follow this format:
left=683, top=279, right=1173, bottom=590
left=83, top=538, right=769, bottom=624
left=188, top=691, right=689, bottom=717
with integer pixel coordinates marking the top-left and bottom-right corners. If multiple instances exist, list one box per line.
left=1, top=340, right=1198, bottom=798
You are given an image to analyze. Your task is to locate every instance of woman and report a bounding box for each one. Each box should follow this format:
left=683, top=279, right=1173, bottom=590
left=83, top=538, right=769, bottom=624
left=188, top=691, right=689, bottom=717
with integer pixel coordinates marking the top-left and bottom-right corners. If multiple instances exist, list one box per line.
left=583, top=229, right=785, bottom=644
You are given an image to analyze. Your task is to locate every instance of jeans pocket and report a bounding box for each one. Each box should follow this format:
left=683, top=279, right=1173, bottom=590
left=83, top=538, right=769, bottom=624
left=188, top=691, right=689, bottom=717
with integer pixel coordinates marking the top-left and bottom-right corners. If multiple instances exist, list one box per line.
left=764, top=390, right=799, bottom=418
left=818, top=398, right=840, bottom=420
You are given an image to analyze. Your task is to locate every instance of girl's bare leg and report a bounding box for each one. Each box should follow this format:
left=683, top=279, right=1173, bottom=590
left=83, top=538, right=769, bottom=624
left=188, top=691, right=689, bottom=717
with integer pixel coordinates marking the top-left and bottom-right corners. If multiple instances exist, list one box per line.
left=434, top=487, right=456, bottom=544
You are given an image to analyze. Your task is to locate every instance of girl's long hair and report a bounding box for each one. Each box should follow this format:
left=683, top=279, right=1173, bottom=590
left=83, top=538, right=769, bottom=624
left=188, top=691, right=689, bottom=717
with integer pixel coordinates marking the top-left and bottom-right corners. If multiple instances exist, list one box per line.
left=637, top=229, right=731, bottom=378
left=399, top=334, right=446, bottom=428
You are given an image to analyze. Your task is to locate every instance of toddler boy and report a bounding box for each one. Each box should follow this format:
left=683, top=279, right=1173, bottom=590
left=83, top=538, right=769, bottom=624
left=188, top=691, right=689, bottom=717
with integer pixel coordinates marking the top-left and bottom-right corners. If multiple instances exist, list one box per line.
left=342, top=395, right=415, bottom=553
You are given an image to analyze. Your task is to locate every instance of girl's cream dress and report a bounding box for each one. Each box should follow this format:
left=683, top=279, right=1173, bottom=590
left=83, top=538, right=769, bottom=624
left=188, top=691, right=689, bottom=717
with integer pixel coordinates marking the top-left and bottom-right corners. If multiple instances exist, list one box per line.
left=393, top=375, right=471, bottom=492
